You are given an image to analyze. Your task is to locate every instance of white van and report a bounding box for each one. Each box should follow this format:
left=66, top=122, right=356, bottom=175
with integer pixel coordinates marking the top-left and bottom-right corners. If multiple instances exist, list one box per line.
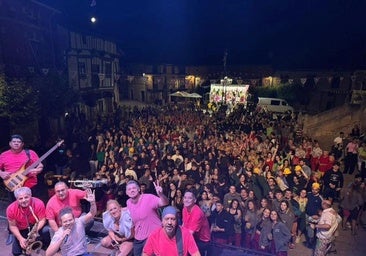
left=257, top=97, right=294, bottom=113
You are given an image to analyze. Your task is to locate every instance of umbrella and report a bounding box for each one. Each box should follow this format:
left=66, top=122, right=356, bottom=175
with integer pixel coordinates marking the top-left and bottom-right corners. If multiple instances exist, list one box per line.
left=189, top=93, right=202, bottom=98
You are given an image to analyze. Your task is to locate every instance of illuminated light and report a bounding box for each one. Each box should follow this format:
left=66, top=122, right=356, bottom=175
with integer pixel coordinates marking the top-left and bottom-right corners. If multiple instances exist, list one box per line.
left=91, top=17, right=97, bottom=23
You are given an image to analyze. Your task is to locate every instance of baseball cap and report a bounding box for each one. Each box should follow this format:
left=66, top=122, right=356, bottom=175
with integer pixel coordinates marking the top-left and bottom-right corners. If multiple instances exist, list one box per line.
left=162, top=206, right=177, bottom=218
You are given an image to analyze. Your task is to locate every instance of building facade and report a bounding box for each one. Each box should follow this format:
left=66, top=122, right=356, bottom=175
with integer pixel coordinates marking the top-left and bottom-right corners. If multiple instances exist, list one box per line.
left=0, top=0, right=66, bottom=76
left=67, top=31, right=121, bottom=119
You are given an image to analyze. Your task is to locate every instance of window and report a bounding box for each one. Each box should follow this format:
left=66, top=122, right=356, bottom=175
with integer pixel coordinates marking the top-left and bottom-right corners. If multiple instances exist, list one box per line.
left=91, top=64, right=100, bottom=87
left=78, top=62, right=86, bottom=79
left=271, top=100, right=280, bottom=106
left=105, top=62, right=112, bottom=76
left=82, top=35, right=87, bottom=44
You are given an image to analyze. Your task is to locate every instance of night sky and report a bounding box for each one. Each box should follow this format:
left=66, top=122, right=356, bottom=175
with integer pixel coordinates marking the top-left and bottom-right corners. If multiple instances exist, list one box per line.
left=40, top=0, right=366, bottom=69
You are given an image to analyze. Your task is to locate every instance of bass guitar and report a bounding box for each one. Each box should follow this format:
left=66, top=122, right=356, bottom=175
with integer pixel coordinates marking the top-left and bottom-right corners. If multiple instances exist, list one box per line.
left=4, top=140, right=64, bottom=192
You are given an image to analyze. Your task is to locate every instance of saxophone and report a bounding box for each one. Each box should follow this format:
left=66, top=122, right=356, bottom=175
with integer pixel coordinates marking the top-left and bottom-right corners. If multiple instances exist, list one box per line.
left=24, top=207, right=43, bottom=255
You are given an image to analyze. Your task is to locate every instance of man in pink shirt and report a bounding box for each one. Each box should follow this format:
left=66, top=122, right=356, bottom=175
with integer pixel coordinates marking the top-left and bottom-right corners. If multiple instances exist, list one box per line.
left=46, top=181, right=93, bottom=233
left=0, top=135, right=44, bottom=246
left=126, top=180, right=169, bottom=256
left=182, top=190, right=211, bottom=256
left=0, top=134, right=43, bottom=193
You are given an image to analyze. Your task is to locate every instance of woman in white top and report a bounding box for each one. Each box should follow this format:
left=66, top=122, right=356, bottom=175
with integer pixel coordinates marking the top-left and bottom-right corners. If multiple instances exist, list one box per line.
left=101, top=200, right=134, bottom=256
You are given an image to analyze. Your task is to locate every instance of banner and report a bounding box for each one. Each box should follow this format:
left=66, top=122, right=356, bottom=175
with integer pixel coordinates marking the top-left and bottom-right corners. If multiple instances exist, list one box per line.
left=288, top=79, right=294, bottom=84
left=314, top=77, right=320, bottom=84
left=300, top=78, right=307, bottom=85
left=328, top=76, right=333, bottom=83
left=210, top=84, right=250, bottom=105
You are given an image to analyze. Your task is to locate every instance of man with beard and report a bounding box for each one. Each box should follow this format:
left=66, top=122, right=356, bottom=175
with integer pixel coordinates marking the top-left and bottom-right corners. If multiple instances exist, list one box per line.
left=143, top=206, right=200, bottom=256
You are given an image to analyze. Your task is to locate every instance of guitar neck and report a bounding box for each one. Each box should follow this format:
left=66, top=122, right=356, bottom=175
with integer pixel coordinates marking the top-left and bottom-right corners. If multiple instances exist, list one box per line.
left=23, top=140, right=64, bottom=176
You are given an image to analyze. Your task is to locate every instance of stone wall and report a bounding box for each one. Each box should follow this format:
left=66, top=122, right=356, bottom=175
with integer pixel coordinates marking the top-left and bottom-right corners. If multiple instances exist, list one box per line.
left=302, top=104, right=366, bottom=149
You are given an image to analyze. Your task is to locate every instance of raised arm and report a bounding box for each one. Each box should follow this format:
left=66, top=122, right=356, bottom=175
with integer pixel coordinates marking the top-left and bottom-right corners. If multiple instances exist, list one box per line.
left=83, top=189, right=97, bottom=223
left=153, top=180, right=169, bottom=207
left=45, top=228, right=70, bottom=256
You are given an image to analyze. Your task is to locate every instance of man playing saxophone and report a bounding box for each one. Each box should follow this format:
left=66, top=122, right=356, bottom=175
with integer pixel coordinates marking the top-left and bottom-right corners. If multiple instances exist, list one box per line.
left=6, top=187, right=50, bottom=256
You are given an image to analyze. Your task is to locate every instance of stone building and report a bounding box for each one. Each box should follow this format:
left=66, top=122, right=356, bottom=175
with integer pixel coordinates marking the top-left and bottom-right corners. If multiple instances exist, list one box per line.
left=66, top=32, right=121, bottom=120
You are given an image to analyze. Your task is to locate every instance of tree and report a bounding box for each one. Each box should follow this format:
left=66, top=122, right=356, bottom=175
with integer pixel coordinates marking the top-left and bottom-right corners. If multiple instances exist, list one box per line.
left=0, top=69, right=39, bottom=130
left=31, top=71, right=79, bottom=118
left=29, top=71, right=79, bottom=142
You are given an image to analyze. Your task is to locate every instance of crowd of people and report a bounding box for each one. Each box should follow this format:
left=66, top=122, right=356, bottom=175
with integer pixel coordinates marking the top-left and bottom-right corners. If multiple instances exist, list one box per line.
left=1, top=104, right=366, bottom=256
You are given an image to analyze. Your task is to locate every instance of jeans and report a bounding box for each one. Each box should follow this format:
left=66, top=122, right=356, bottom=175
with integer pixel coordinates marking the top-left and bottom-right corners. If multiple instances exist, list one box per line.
left=133, top=238, right=147, bottom=256
left=12, top=225, right=50, bottom=256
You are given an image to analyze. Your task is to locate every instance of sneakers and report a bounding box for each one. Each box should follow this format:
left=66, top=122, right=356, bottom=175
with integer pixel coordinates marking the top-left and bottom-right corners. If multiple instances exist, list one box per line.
left=6, top=234, right=14, bottom=245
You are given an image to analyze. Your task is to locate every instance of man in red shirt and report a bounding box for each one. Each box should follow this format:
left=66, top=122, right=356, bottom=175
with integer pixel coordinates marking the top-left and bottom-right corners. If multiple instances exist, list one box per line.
left=1, top=135, right=44, bottom=246
left=143, top=206, right=200, bottom=256
left=6, top=187, right=50, bottom=256
left=46, top=181, right=93, bottom=233
left=182, top=190, right=211, bottom=256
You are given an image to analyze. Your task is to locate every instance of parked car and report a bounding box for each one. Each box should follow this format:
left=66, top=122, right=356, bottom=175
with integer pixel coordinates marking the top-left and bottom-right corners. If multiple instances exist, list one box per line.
left=257, top=97, right=294, bottom=113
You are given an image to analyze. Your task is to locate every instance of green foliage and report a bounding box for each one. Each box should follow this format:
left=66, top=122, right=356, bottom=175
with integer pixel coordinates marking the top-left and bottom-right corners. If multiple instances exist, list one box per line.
left=256, top=86, right=278, bottom=98
left=0, top=71, right=39, bottom=129
left=0, top=69, right=79, bottom=130
left=256, top=82, right=310, bottom=106
left=30, top=72, right=79, bottom=118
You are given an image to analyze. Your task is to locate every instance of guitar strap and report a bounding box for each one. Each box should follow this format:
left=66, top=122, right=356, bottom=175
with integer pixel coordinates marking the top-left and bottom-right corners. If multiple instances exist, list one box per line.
left=24, top=149, right=31, bottom=166
left=175, top=226, right=183, bottom=256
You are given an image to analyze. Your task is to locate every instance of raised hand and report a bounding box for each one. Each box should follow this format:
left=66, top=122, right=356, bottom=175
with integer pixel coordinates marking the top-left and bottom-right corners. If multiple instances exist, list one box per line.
left=153, top=180, right=163, bottom=196
left=84, top=188, right=95, bottom=202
